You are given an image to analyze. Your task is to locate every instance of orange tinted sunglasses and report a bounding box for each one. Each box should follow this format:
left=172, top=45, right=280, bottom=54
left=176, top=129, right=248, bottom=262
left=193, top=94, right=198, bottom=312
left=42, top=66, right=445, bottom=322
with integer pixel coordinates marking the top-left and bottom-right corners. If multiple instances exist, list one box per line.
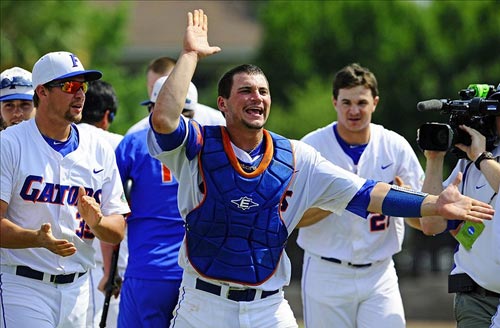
left=47, top=81, right=88, bottom=94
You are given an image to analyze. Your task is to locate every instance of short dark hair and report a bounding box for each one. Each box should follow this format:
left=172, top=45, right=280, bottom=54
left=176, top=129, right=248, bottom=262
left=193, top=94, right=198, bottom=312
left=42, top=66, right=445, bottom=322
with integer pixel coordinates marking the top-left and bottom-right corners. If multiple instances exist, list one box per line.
left=217, top=64, right=267, bottom=98
left=333, top=63, right=379, bottom=99
left=81, top=80, right=118, bottom=124
left=146, top=56, right=177, bottom=75
left=33, top=92, right=40, bottom=108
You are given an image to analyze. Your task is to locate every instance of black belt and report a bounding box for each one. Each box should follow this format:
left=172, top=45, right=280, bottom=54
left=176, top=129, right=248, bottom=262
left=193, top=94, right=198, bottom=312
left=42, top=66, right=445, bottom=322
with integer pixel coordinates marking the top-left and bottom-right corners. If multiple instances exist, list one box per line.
left=321, top=256, right=372, bottom=268
left=15, top=265, right=87, bottom=284
left=195, top=279, right=279, bottom=302
left=448, top=273, right=500, bottom=298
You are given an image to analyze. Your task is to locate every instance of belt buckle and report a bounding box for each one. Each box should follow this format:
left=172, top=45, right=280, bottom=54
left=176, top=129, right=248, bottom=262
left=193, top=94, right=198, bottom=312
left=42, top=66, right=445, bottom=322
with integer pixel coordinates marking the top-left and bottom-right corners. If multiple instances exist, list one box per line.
left=227, top=287, right=255, bottom=302
left=225, top=285, right=246, bottom=298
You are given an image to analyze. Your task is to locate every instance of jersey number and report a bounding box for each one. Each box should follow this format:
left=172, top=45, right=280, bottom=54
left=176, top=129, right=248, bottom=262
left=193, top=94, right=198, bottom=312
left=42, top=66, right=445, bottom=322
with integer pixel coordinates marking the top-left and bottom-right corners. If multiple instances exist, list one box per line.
left=369, top=213, right=390, bottom=232
left=162, top=164, right=173, bottom=183
left=75, top=212, right=95, bottom=239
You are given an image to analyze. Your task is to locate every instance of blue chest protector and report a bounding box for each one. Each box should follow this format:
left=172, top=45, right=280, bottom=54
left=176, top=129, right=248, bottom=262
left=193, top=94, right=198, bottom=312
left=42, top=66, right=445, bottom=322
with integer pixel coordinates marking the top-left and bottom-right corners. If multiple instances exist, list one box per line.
left=186, top=126, right=295, bottom=285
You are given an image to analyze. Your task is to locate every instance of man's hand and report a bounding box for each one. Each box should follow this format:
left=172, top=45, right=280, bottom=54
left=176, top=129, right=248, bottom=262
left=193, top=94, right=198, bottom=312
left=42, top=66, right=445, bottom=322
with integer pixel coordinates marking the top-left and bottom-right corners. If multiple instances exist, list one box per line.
left=455, top=125, right=486, bottom=161
left=184, top=9, right=221, bottom=60
left=37, top=223, right=77, bottom=257
left=434, top=172, right=494, bottom=222
left=77, top=186, right=103, bottom=229
left=98, top=272, right=122, bottom=299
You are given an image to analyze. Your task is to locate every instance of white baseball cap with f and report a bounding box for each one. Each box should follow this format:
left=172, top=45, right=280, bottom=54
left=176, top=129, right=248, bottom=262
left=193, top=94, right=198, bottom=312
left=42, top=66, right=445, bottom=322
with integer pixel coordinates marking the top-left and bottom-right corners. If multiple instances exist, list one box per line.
left=32, top=51, right=102, bottom=88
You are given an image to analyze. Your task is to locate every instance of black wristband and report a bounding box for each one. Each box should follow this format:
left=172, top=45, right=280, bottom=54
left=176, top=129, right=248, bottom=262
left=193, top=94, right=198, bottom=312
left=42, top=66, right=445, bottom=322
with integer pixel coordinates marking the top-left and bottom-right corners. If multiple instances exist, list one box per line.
left=474, top=151, right=495, bottom=170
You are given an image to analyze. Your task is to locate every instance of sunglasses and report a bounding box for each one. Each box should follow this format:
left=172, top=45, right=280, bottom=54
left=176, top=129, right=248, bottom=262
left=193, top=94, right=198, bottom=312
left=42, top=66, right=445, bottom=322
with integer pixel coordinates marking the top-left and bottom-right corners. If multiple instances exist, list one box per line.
left=46, top=81, right=88, bottom=94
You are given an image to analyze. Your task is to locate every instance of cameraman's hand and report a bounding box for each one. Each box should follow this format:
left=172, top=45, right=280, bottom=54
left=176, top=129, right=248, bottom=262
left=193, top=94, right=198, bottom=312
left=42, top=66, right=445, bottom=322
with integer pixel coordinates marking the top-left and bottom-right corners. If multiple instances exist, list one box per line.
left=455, top=125, right=486, bottom=161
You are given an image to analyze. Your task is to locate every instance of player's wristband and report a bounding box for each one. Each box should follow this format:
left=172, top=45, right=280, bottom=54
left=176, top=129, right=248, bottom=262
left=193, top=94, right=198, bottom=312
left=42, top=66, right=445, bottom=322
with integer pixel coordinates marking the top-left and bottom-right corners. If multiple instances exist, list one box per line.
left=381, top=185, right=428, bottom=218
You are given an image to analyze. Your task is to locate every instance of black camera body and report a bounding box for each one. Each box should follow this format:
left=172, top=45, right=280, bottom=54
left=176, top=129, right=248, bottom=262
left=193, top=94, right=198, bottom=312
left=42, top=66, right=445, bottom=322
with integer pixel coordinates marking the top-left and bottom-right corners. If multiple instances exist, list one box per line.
left=416, top=84, right=500, bottom=158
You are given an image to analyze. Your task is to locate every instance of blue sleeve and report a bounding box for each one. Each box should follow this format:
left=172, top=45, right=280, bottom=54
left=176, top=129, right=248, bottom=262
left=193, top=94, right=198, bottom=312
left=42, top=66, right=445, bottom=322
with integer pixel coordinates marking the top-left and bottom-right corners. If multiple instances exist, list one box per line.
left=150, top=115, right=187, bottom=151
left=345, top=180, right=377, bottom=218
left=115, top=135, right=134, bottom=184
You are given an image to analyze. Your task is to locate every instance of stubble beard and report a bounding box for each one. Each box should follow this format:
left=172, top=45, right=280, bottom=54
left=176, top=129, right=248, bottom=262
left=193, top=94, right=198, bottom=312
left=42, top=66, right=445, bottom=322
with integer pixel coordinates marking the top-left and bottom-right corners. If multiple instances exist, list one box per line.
left=65, top=110, right=82, bottom=124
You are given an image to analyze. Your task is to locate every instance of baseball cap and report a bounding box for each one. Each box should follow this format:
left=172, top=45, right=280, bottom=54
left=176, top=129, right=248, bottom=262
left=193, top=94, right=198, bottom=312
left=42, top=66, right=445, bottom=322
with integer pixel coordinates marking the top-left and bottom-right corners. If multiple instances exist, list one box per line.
left=32, top=51, right=102, bottom=88
left=140, top=75, right=198, bottom=110
left=0, top=67, right=34, bottom=101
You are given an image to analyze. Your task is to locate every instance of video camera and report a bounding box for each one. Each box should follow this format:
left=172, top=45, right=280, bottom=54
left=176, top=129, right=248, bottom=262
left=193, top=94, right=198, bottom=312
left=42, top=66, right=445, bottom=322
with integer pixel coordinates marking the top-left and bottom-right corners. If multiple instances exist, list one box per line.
left=416, top=83, right=500, bottom=158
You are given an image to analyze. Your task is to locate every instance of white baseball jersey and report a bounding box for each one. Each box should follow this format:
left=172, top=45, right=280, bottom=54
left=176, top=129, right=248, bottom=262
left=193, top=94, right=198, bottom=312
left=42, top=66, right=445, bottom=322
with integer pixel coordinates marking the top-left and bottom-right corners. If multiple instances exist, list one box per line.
left=126, top=116, right=149, bottom=135
left=147, top=116, right=367, bottom=291
left=194, top=103, right=226, bottom=126
left=297, top=123, right=424, bottom=263
left=78, top=122, right=128, bottom=275
left=494, top=186, right=500, bottom=268
left=0, top=118, right=130, bottom=274
left=78, top=123, right=128, bottom=328
left=445, top=146, right=500, bottom=293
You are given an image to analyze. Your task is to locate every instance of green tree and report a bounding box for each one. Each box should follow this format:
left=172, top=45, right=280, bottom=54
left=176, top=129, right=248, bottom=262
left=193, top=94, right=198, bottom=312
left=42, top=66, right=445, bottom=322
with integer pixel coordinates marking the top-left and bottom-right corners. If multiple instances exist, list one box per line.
left=257, top=0, right=500, bottom=170
left=0, top=0, right=146, bottom=134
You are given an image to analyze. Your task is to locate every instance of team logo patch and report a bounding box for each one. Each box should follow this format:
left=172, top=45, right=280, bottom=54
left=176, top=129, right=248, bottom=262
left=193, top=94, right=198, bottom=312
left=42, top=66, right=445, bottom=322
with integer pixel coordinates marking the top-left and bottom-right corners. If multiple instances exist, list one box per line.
left=231, top=196, right=259, bottom=211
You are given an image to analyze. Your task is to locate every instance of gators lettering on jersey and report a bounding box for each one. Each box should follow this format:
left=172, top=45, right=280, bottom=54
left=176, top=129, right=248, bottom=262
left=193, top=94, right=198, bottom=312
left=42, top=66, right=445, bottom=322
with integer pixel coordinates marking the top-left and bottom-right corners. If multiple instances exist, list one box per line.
left=0, top=119, right=129, bottom=274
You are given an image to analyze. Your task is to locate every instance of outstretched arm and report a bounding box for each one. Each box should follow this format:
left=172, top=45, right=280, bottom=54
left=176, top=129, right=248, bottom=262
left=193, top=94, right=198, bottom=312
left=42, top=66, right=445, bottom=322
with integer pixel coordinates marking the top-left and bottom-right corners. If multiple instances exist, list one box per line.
left=297, top=174, right=494, bottom=228
left=151, top=9, right=221, bottom=134
left=368, top=172, right=494, bottom=223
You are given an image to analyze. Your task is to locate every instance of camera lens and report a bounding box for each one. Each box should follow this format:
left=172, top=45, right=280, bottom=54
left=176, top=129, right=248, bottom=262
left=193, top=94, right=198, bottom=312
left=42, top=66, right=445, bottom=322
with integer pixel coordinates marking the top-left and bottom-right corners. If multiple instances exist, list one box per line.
left=435, top=128, right=449, bottom=145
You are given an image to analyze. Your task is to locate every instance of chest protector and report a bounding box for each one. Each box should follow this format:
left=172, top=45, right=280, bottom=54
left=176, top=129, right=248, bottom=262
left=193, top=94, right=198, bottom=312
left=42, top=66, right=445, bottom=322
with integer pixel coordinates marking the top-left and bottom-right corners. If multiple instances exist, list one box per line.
left=186, top=126, right=295, bottom=285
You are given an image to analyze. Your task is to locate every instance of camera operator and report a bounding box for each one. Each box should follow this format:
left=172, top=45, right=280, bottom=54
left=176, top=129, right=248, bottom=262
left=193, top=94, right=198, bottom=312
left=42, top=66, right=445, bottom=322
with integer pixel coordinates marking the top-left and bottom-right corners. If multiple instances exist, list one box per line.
left=420, top=114, right=500, bottom=327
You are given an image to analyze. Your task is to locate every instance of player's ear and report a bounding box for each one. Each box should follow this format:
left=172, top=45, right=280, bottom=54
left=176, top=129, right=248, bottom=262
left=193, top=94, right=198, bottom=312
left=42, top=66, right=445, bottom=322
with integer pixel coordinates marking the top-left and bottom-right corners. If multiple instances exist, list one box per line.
left=36, top=85, right=47, bottom=97
left=332, top=96, right=338, bottom=112
left=217, top=96, right=227, bottom=114
left=372, top=96, right=379, bottom=112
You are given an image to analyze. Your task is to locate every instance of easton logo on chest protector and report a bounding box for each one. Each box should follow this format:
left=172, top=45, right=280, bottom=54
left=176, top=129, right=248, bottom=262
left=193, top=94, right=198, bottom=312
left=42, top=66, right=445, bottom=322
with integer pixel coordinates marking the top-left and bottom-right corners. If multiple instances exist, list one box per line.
left=231, top=196, right=259, bottom=210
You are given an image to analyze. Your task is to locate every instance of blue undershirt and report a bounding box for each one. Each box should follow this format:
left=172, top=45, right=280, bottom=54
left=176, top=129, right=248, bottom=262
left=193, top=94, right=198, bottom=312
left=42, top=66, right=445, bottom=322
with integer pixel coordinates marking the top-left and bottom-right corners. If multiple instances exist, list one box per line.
left=42, top=124, right=79, bottom=157
left=333, top=123, right=367, bottom=165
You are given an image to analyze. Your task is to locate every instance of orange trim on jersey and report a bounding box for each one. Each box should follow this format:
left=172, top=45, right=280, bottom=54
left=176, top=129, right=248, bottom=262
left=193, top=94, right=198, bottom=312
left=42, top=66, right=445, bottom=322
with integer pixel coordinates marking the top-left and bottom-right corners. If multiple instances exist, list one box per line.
left=192, top=120, right=204, bottom=149
left=220, top=127, right=274, bottom=178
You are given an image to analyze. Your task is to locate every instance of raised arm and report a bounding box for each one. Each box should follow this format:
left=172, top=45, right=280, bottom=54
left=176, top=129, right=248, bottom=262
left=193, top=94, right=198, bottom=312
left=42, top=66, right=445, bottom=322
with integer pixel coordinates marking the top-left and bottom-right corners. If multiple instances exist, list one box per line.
left=419, top=150, right=448, bottom=235
left=151, top=9, right=221, bottom=134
